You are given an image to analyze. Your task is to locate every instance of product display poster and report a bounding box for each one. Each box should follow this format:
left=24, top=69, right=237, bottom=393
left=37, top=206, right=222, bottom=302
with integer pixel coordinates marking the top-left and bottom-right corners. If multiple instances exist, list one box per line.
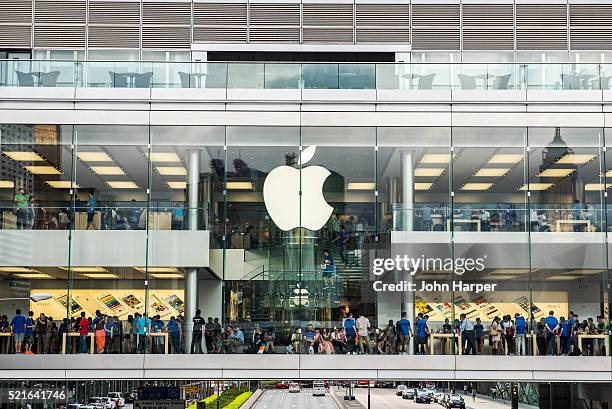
left=30, top=289, right=185, bottom=319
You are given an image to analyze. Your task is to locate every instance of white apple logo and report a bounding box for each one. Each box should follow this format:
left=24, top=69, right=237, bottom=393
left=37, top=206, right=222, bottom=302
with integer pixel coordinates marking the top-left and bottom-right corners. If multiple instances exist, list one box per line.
left=263, top=145, right=333, bottom=231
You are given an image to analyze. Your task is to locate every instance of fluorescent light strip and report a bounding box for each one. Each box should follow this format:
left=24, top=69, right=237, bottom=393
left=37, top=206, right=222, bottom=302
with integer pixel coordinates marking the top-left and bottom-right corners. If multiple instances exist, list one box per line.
left=90, top=166, right=125, bottom=175
left=25, top=165, right=61, bottom=175
left=518, top=183, right=553, bottom=191
left=415, top=168, right=445, bottom=177
left=415, top=182, right=433, bottom=190
left=585, top=183, right=612, bottom=191
left=546, top=275, right=582, bottom=281
left=76, top=152, right=113, bottom=162
left=156, top=166, right=186, bottom=176
left=149, top=273, right=184, bottom=279
left=0, top=267, right=39, bottom=273
left=0, top=181, right=14, bottom=188
left=167, top=181, right=187, bottom=189
left=420, top=154, right=451, bottom=164
left=46, top=181, right=79, bottom=189
left=133, top=267, right=178, bottom=273
left=474, top=168, right=510, bottom=177
left=14, top=273, right=54, bottom=279
left=346, top=182, right=375, bottom=190
left=555, top=154, right=596, bottom=165
left=226, top=181, right=254, bottom=190
left=488, top=154, right=523, bottom=164
left=107, top=181, right=139, bottom=189
left=148, top=152, right=181, bottom=162
left=80, top=273, right=119, bottom=279
left=461, top=183, right=493, bottom=191
left=60, top=266, right=108, bottom=273
left=3, top=152, right=45, bottom=161
left=537, top=168, right=575, bottom=177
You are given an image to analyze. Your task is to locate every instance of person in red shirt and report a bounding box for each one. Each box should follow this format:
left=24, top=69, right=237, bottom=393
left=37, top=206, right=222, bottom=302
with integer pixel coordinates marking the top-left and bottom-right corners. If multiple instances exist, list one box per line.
left=78, top=312, right=89, bottom=353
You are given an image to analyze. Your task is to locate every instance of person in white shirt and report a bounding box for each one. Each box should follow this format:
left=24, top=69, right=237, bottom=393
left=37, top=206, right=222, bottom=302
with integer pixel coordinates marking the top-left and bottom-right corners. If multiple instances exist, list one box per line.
left=355, top=313, right=371, bottom=354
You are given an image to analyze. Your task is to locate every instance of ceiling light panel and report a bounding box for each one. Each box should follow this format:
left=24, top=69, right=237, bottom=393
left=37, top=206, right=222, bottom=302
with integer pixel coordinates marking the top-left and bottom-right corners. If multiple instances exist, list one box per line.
left=106, top=181, right=139, bottom=189
left=461, top=183, right=493, bottom=190
left=25, top=165, right=61, bottom=175
left=555, top=154, right=596, bottom=165
left=518, top=183, right=553, bottom=191
left=3, top=151, right=45, bottom=161
left=488, top=154, right=523, bottom=164
left=537, top=168, right=575, bottom=177
left=90, top=166, right=125, bottom=175
left=415, top=168, right=445, bottom=177
left=474, top=168, right=510, bottom=177
left=420, top=154, right=451, bottom=164
left=76, top=152, right=113, bottom=162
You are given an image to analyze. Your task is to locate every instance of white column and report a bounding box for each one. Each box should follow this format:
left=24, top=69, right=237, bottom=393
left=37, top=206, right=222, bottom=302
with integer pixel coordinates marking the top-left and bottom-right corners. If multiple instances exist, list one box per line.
left=400, top=149, right=415, bottom=354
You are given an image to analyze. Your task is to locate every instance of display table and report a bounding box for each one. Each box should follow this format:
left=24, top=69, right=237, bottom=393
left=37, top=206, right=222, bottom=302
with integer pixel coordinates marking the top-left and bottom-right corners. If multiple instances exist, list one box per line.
left=578, top=334, right=609, bottom=356
left=430, top=333, right=462, bottom=355
left=74, top=212, right=102, bottom=230
left=446, top=219, right=481, bottom=231
left=62, top=332, right=95, bottom=354
left=556, top=219, right=590, bottom=232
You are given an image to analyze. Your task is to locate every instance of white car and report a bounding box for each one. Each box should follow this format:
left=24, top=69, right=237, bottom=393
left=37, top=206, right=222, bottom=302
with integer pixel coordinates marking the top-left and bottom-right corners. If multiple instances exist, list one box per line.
left=312, top=381, right=326, bottom=397
left=107, top=392, right=125, bottom=408
left=434, top=392, right=444, bottom=403
left=89, top=398, right=112, bottom=409
left=396, top=384, right=408, bottom=396
left=288, top=382, right=301, bottom=393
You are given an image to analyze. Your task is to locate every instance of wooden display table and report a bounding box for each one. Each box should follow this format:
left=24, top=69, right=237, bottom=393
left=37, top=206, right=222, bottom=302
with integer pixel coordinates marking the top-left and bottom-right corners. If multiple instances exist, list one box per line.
left=430, top=333, right=462, bottom=355
left=578, top=334, right=609, bottom=356
left=62, top=332, right=95, bottom=354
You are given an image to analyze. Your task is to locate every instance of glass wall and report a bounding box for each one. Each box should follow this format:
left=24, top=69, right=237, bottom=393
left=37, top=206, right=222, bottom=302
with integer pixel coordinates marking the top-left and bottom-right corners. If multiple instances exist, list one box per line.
left=0, top=125, right=608, bottom=356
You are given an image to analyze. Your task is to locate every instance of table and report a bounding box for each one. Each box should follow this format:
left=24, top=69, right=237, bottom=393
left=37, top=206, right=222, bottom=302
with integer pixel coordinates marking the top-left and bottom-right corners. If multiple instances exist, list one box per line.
left=2, top=211, right=16, bottom=229
left=400, top=73, right=422, bottom=89
left=149, top=332, right=169, bottom=354
left=578, top=334, right=609, bottom=356
left=447, top=219, right=481, bottom=231
left=191, top=73, right=207, bottom=88
left=555, top=219, right=590, bottom=232
left=62, top=332, right=95, bottom=354
left=430, top=333, right=462, bottom=355
left=527, top=333, right=560, bottom=356
left=74, top=212, right=102, bottom=230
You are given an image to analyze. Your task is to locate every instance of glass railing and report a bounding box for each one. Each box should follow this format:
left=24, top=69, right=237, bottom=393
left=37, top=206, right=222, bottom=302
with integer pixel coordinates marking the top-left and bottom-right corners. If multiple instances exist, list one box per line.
left=2, top=60, right=612, bottom=91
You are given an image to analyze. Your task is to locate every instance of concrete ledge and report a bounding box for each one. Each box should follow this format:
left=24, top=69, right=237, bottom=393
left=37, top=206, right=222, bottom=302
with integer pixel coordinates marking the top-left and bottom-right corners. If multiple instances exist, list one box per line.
left=0, top=355, right=609, bottom=382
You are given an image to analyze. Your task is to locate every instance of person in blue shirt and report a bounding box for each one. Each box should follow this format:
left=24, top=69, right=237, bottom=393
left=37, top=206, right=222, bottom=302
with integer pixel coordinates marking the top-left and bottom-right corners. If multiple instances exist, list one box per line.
left=566, top=313, right=576, bottom=353
left=514, top=313, right=527, bottom=356
left=303, top=324, right=316, bottom=354
left=150, top=315, right=165, bottom=354
left=544, top=310, right=559, bottom=355
left=86, top=190, right=97, bottom=230
left=559, top=316, right=569, bottom=355
left=343, top=313, right=357, bottom=354
left=474, top=318, right=484, bottom=354
left=415, top=313, right=428, bottom=355
left=25, top=311, right=35, bottom=353
left=166, top=316, right=181, bottom=354
left=396, top=312, right=412, bottom=355
left=10, top=309, right=26, bottom=354
left=572, top=200, right=583, bottom=232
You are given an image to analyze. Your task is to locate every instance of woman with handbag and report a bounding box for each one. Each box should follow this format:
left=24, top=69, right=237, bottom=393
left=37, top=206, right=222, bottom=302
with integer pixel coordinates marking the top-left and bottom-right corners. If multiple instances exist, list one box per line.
left=489, top=316, right=501, bottom=355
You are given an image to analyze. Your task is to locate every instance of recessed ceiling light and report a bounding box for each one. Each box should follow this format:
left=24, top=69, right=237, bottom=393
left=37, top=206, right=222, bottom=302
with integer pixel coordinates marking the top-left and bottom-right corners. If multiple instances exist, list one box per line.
left=167, top=181, right=187, bottom=189
left=518, top=183, right=553, bottom=191
left=156, top=166, right=186, bottom=176
left=474, top=168, right=510, bottom=177
left=226, top=181, right=254, bottom=190
left=415, top=168, right=445, bottom=177
left=76, top=152, right=113, bottom=162
left=80, top=273, right=119, bottom=279
left=14, top=273, right=54, bottom=279
left=546, top=275, right=582, bottom=281
left=90, top=166, right=125, bottom=175
left=0, top=181, right=14, bottom=188
left=148, top=152, right=181, bottom=162
left=461, top=183, right=493, bottom=190
left=60, top=266, right=108, bottom=272
left=25, top=165, right=61, bottom=175
left=420, top=154, right=451, bottom=164
left=606, top=170, right=612, bottom=178
left=0, top=267, right=39, bottom=273
left=555, top=154, right=596, bottom=165
left=482, top=275, right=519, bottom=280
left=538, top=168, right=575, bottom=177
left=415, top=182, right=433, bottom=190
left=133, top=267, right=178, bottom=273
left=565, top=269, right=602, bottom=275
left=106, top=181, right=139, bottom=189
left=149, top=273, right=184, bottom=279
left=585, top=183, right=612, bottom=191
left=346, top=182, right=375, bottom=190
left=488, top=154, right=523, bottom=164
left=46, top=181, right=79, bottom=189
left=3, top=151, right=45, bottom=161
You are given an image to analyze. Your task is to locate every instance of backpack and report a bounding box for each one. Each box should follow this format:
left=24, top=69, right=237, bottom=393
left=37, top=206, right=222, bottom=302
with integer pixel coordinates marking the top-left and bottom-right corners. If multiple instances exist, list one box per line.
left=506, top=326, right=515, bottom=337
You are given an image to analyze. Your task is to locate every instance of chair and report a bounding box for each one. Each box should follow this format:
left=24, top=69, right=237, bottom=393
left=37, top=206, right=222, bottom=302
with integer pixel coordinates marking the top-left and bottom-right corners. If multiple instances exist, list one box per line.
left=492, top=74, right=511, bottom=90
left=40, top=71, right=60, bottom=87
left=561, top=74, right=580, bottom=90
left=134, top=72, right=153, bottom=88
left=417, top=73, right=435, bottom=90
left=108, top=71, right=128, bottom=88
left=178, top=71, right=192, bottom=88
left=16, top=71, right=34, bottom=87
left=599, top=76, right=611, bottom=90
left=457, top=74, right=477, bottom=90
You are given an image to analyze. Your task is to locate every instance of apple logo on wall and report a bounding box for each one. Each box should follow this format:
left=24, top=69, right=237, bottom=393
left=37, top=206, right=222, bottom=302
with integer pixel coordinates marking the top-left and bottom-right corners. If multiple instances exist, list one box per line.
left=263, top=145, right=333, bottom=231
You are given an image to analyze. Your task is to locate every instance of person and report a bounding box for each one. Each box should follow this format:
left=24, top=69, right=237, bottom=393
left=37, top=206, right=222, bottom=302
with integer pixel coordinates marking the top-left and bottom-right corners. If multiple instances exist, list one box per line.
left=78, top=312, right=89, bottom=353
left=111, top=316, right=122, bottom=353
left=355, top=312, right=371, bottom=354
left=166, top=316, right=181, bottom=354
left=421, top=204, right=432, bottom=231
left=319, top=328, right=334, bottom=354
left=138, top=313, right=150, bottom=353
left=263, top=328, right=275, bottom=353
left=544, top=310, right=559, bottom=356
left=343, top=313, right=357, bottom=354
left=191, top=309, right=204, bottom=354
left=10, top=309, right=26, bottom=354
left=332, top=225, right=350, bottom=263
left=414, top=313, right=428, bottom=355
left=35, top=313, right=48, bottom=354
left=303, top=324, right=316, bottom=354
left=382, top=320, right=395, bottom=354
left=13, top=188, right=29, bottom=230
left=396, top=312, right=412, bottom=355
left=489, top=317, right=501, bottom=355
left=172, top=203, right=184, bottom=230
left=529, top=208, right=539, bottom=232
left=25, top=311, right=34, bottom=353
left=290, top=327, right=302, bottom=354
left=86, top=191, right=97, bottom=230
left=536, top=318, right=546, bottom=355
left=58, top=318, right=68, bottom=354
left=204, top=317, right=214, bottom=352
left=151, top=315, right=164, bottom=354
left=331, top=327, right=347, bottom=354
left=58, top=208, right=69, bottom=230
left=572, top=199, right=583, bottom=232
left=480, top=209, right=491, bottom=231
left=223, top=325, right=244, bottom=353
left=559, top=316, right=569, bottom=355
left=566, top=312, right=576, bottom=354
left=0, top=315, right=9, bottom=354
left=94, top=314, right=106, bottom=354
left=322, top=249, right=334, bottom=290
left=441, top=318, right=452, bottom=354
left=515, top=313, right=527, bottom=356
left=474, top=318, right=484, bottom=354
left=460, top=314, right=476, bottom=355
left=329, top=214, right=341, bottom=248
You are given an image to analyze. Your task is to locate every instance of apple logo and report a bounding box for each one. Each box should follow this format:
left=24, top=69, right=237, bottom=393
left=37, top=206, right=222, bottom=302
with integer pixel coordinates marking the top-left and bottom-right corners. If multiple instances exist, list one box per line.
left=263, top=145, right=333, bottom=231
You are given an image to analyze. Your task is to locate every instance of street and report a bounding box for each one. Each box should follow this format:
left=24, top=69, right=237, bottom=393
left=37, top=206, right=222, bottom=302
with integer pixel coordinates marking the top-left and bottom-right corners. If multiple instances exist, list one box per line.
left=253, top=389, right=339, bottom=409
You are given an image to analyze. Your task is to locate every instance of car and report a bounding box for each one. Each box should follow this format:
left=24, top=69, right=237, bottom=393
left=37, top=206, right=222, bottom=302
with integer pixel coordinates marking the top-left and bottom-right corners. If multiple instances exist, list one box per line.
left=426, top=388, right=436, bottom=398
left=88, top=398, right=111, bottom=409
left=312, top=381, right=326, bottom=397
left=415, top=390, right=432, bottom=404
left=374, top=381, right=394, bottom=388
left=402, top=388, right=416, bottom=400
left=288, top=382, right=300, bottom=393
left=396, top=385, right=408, bottom=396
left=107, top=392, right=125, bottom=408
left=355, top=380, right=370, bottom=388
left=434, top=392, right=444, bottom=403
left=276, top=381, right=290, bottom=389
left=445, top=395, right=465, bottom=409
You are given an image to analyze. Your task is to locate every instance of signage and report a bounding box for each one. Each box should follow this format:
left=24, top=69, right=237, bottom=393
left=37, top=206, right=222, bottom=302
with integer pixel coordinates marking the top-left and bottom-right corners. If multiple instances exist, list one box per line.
left=138, top=387, right=181, bottom=401
left=184, top=386, right=198, bottom=394
left=134, top=400, right=184, bottom=409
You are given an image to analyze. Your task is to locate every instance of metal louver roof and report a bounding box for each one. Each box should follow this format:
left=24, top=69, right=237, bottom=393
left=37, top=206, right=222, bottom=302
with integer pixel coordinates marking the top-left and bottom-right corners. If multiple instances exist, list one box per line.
left=0, top=0, right=32, bottom=24
left=516, top=4, right=567, bottom=26
left=302, top=27, right=353, bottom=43
left=570, top=5, right=612, bottom=26
left=193, top=26, right=246, bottom=42
left=143, top=2, right=191, bottom=25
left=356, top=27, right=409, bottom=44
left=411, top=4, right=459, bottom=26
left=570, top=28, right=612, bottom=50
left=462, top=4, right=513, bottom=26
left=302, top=4, right=354, bottom=27
left=143, top=26, right=191, bottom=48
left=355, top=4, right=409, bottom=27
left=88, top=25, right=140, bottom=48
left=34, top=25, right=86, bottom=48
left=516, top=27, right=567, bottom=50
left=89, top=1, right=141, bottom=25
left=35, top=0, right=86, bottom=24
left=463, top=27, right=514, bottom=50
left=412, top=27, right=459, bottom=50
left=193, top=3, right=247, bottom=26
left=0, top=25, right=31, bottom=47
left=249, top=3, right=300, bottom=26
left=249, top=27, right=300, bottom=43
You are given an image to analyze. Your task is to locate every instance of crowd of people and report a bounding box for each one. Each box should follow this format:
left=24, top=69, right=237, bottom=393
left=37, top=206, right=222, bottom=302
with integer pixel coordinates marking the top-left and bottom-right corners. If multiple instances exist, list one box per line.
left=0, top=308, right=607, bottom=356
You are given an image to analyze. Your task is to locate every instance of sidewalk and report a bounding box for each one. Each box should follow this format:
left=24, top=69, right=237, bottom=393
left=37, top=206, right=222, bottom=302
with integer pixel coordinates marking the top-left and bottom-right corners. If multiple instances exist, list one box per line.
left=464, top=394, right=538, bottom=409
